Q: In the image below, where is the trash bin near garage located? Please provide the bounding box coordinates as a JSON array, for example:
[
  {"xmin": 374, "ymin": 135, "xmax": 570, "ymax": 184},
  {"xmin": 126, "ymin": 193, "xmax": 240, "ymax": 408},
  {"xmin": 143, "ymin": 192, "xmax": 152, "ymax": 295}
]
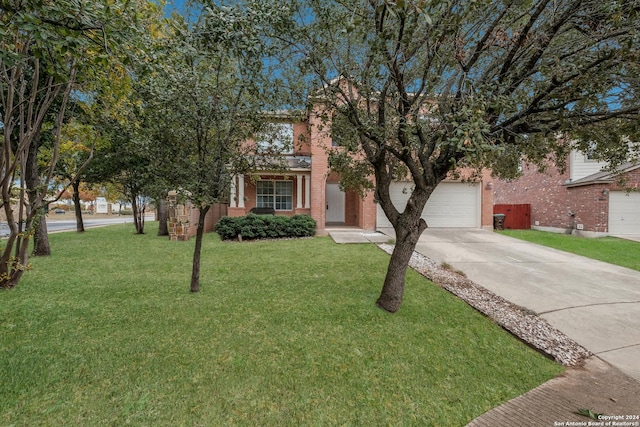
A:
[{"xmin": 493, "ymin": 213, "xmax": 506, "ymax": 230}]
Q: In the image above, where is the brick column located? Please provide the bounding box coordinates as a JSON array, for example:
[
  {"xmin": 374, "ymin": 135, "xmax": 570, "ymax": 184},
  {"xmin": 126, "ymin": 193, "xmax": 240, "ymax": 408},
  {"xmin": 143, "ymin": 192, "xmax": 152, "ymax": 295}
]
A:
[{"xmin": 167, "ymin": 191, "xmax": 191, "ymax": 241}]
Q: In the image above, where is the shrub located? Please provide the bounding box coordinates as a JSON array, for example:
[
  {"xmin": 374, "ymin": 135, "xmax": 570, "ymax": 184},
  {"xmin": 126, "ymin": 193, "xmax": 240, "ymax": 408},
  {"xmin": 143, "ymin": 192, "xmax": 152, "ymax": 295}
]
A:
[{"xmin": 216, "ymin": 214, "xmax": 316, "ymax": 241}]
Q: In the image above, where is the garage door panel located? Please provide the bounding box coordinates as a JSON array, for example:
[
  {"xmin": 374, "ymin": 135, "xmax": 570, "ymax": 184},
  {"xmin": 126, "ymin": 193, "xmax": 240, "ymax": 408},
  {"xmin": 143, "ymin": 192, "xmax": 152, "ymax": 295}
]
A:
[
  {"xmin": 376, "ymin": 182, "xmax": 480, "ymax": 228},
  {"xmin": 609, "ymin": 192, "xmax": 640, "ymax": 235}
]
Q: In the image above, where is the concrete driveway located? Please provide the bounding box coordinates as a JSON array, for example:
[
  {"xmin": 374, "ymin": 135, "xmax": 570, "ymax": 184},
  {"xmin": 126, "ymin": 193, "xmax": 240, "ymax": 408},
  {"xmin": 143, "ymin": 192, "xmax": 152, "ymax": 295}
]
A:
[{"xmin": 384, "ymin": 228, "xmax": 640, "ymax": 381}]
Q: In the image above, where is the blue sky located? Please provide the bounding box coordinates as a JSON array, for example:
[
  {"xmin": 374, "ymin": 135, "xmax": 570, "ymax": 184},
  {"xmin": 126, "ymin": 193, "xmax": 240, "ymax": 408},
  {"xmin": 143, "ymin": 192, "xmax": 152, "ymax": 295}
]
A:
[{"xmin": 161, "ymin": 0, "xmax": 190, "ymax": 17}]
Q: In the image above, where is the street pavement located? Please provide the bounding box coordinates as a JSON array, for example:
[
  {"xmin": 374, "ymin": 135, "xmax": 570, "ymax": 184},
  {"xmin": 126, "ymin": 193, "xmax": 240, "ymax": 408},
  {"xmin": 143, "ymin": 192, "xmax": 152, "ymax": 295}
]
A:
[
  {"xmin": 0, "ymin": 215, "xmax": 140, "ymax": 236},
  {"xmin": 45, "ymin": 215, "xmax": 138, "ymax": 233}
]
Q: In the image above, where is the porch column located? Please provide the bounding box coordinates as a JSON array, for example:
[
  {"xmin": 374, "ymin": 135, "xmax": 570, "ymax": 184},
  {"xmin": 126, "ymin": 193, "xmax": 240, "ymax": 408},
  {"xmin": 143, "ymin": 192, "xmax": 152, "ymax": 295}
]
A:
[
  {"xmin": 238, "ymin": 174, "xmax": 245, "ymax": 208},
  {"xmin": 304, "ymin": 174, "xmax": 311, "ymax": 209},
  {"xmin": 230, "ymin": 175, "xmax": 237, "ymax": 208},
  {"xmin": 296, "ymin": 174, "xmax": 303, "ymax": 209}
]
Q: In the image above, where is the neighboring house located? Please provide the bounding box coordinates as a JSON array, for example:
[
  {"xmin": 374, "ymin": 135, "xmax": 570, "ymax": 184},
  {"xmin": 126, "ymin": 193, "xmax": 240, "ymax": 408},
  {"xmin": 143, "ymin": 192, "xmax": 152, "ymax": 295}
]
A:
[
  {"xmin": 226, "ymin": 104, "xmax": 495, "ymax": 234},
  {"xmin": 494, "ymin": 150, "xmax": 640, "ymax": 236}
]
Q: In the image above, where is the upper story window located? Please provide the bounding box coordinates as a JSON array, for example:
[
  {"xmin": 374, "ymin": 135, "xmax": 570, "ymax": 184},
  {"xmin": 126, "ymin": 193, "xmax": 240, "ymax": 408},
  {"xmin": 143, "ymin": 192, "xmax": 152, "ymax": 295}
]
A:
[{"xmin": 257, "ymin": 123, "xmax": 293, "ymax": 155}]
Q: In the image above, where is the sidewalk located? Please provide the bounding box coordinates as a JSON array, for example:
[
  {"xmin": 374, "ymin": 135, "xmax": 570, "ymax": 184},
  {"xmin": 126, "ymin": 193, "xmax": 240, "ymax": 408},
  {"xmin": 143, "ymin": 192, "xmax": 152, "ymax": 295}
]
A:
[
  {"xmin": 467, "ymin": 357, "xmax": 640, "ymax": 426},
  {"xmin": 326, "ymin": 227, "xmax": 390, "ymax": 244}
]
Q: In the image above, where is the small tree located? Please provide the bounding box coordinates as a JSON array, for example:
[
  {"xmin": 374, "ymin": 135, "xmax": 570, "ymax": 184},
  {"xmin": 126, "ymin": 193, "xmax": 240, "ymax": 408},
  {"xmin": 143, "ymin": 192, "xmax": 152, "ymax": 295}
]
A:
[
  {"xmin": 91, "ymin": 115, "xmax": 153, "ymax": 234},
  {"xmin": 142, "ymin": 2, "xmax": 289, "ymax": 292},
  {"xmin": 52, "ymin": 1, "xmax": 166, "ymax": 236},
  {"xmin": 284, "ymin": 0, "xmax": 640, "ymax": 312}
]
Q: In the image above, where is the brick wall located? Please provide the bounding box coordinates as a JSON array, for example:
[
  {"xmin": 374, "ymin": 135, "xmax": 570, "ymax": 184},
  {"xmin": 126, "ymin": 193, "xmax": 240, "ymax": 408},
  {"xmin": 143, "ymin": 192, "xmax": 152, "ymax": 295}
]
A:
[
  {"xmin": 610, "ymin": 167, "xmax": 640, "ymax": 191},
  {"xmin": 228, "ymin": 174, "xmax": 311, "ymax": 218},
  {"xmin": 293, "ymin": 121, "xmax": 311, "ymax": 154},
  {"xmin": 493, "ymin": 162, "xmax": 610, "ymax": 232},
  {"xmin": 308, "ymin": 105, "xmax": 383, "ymax": 233},
  {"xmin": 359, "ymin": 190, "xmax": 377, "ymax": 230},
  {"xmin": 480, "ymin": 169, "xmax": 494, "ymax": 229},
  {"xmin": 203, "ymin": 203, "xmax": 228, "ymax": 232}
]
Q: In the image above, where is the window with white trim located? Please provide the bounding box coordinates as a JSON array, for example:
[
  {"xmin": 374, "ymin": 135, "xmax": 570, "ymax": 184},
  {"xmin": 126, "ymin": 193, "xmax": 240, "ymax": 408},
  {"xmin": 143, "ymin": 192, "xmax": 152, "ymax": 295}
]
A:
[{"xmin": 256, "ymin": 180, "xmax": 293, "ymax": 210}]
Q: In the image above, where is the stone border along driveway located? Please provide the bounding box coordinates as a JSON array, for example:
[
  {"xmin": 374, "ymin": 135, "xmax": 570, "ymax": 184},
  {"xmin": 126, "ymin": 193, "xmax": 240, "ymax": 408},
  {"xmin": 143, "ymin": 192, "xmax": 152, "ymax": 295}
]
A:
[{"xmin": 377, "ymin": 244, "xmax": 592, "ymax": 366}]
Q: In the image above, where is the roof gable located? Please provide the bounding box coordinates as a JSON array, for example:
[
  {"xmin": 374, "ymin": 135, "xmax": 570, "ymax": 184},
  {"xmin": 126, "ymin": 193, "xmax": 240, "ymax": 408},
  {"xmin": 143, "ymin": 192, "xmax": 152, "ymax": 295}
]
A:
[{"xmin": 565, "ymin": 161, "xmax": 640, "ymax": 187}]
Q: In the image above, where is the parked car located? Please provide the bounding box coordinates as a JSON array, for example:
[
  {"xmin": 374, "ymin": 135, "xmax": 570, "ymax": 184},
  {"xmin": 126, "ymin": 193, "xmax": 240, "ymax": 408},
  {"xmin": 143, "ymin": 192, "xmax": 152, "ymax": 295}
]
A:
[{"xmin": 54, "ymin": 208, "xmax": 65, "ymax": 214}]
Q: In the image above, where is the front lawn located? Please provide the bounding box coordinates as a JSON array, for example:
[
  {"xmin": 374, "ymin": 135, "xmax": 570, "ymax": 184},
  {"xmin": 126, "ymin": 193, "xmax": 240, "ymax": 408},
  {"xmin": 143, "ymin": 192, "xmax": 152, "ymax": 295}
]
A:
[
  {"xmin": 500, "ymin": 229, "xmax": 640, "ymax": 272},
  {"xmin": 1, "ymin": 223, "xmax": 562, "ymax": 426}
]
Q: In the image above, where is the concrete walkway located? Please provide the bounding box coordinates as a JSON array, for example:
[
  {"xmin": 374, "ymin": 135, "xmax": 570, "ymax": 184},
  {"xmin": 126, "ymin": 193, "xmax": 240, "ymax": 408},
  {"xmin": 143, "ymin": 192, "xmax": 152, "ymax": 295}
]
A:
[
  {"xmin": 327, "ymin": 227, "xmax": 391, "ymax": 244},
  {"xmin": 467, "ymin": 356, "xmax": 640, "ymax": 426}
]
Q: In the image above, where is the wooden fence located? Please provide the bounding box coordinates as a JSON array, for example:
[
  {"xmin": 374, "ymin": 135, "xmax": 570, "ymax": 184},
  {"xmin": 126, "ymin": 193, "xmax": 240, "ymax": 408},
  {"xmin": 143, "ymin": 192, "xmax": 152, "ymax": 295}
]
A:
[{"xmin": 493, "ymin": 204, "xmax": 531, "ymax": 230}]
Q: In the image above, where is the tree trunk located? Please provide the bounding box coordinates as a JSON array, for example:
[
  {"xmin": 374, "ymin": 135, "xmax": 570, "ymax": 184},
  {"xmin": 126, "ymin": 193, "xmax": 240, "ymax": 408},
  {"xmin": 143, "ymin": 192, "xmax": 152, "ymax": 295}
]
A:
[
  {"xmin": 131, "ymin": 197, "xmax": 138, "ymax": 230},
  {"xmin": 25, "ymin": 130, "xmax": 51, "ymax": 256},
  {"xmin": 157, "ymin": 198, "xmax": 169, "ymax": 236},
  {"xmin": 0, "ymin": 232, "xmax": 31, "ymax": 289},
  {"xmin": 190, "ymin": 205, "xmax": 211, "ymax": 293},
  {"xmin": 131, "ymin": 196, "xmax": 145, "ymax": 234},
  {"xmin": 376, "ymin": 213, "xmax": 428, "ymax": 313},
  {"xmin": 32, "ymin": 215, "xmax": 51, "ymax": 256},
  {"xmin": 137, "ymin": 198, "xmax": 146, "ymax": 234},
  {"xmin": 0, "ymin": 191, "xmax": 33, "ymax": 288},
  {"xmin": 72, "ymin": 179, "xmax": 85, "ymax": 233},
  {"xmin": 375, "ymin": 179, "xmax": 432, "ymax": 313}
]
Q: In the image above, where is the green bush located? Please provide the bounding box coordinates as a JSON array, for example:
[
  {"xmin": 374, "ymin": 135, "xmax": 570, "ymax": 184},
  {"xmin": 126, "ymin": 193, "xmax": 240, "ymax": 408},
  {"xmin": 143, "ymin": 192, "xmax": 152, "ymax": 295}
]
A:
[{"xmin": 216, "ymin": 214, "xmax": 316, "ymax": 241}]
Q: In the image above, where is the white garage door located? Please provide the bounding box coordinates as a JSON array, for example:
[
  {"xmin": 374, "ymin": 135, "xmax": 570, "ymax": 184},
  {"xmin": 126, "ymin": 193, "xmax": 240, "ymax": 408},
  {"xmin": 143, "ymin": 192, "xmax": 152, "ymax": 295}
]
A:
[
  {"xmin": 609, "ymin": 191, "xmax": 640, "ymax": 235},
  {"xmin": 376, "ymin": 181, "xmax": 480, "ymax": 228}
]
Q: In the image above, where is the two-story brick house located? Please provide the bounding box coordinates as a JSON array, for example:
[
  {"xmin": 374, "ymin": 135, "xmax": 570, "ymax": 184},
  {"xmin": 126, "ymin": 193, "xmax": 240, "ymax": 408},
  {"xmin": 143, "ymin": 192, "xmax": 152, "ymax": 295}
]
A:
[{"xmin": 225, "ymin": 104, "xmax": 495, "ymax": 234}]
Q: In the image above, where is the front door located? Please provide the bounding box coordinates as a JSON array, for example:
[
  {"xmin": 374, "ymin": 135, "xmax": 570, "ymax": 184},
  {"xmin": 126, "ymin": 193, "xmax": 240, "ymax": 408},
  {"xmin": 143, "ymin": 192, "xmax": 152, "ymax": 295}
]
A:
[{"xmin": 325, "ymin": 183, "xmax": 345, "ymax": 223}]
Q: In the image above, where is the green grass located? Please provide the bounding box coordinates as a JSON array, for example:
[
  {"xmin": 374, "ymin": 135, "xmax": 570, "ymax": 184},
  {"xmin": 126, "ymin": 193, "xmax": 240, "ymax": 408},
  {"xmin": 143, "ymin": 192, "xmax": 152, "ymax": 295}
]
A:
[
  {"xmin": 1, "ymin": 224, "xmax": 562, "ymax": 426},
  {"xmin": 500, "ymin": 229, "xmax": 640, "ymax": 271}
]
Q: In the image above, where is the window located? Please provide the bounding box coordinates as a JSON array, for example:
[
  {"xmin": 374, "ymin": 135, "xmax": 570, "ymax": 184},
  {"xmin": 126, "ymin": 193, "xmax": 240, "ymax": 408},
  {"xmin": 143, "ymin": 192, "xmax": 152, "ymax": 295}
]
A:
[
  {"xmin": 257, "ymin": 123, "xmax": 293, "ymax": 154},
  {"xmin": 256, "ymin": 181, "xmax": 293, "ymax": 210}
]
